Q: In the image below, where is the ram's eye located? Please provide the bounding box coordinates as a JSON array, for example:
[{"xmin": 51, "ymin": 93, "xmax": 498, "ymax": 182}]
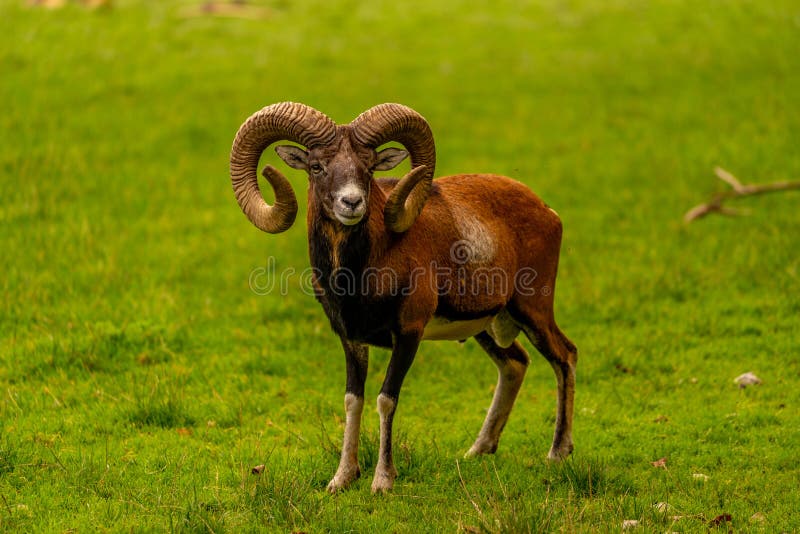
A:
[{"xmin": 310, "ymin": 163, "xmax": 323, "ymax": 174}]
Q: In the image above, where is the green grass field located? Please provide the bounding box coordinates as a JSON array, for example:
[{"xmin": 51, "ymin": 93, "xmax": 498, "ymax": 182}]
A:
[{"xmin": 2, "ymin": 0, "xmax": 799, "ymax": 531}]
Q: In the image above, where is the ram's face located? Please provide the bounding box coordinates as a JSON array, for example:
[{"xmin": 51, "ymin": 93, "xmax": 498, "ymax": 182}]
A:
[{"xmin": 276, "ymin": 131, "xmax": 408, "ymax": 226}]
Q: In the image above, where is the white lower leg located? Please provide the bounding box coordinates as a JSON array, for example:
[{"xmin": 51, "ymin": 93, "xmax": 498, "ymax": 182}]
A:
[
  {"xmin": 467, "ymin": 359, "xmax": 526, "ymax": 457},
  {"xmin": 327, "ymin": 393, "xmax": 364, "ymax": 492},
  {"xmin": 372, "ymin": 393, "xmax": 398, "ymax": 493}
]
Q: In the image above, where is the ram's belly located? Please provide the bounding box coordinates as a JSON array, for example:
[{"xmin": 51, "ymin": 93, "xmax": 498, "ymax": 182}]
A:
[{"xmin": 422, "ymin": 316, "xmax": 493, "ymax": 341}]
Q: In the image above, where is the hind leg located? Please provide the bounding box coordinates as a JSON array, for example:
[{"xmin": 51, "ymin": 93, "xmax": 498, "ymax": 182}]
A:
[
  {"xmin": 545, "ymin": 345, "xmax": 576, "ymax": 461},
  {"xmin": 465, "ymin": 332, "xmax": 530, "ymax": 457},
  {"xmin": 512, "ymin": 308, "xmax": 578, "ymax": 461}
]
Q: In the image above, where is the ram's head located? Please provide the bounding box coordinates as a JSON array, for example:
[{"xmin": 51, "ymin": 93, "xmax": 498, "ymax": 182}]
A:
[{"xmin": 230, "ymin": 103, "xmax": 436, "ymax": 233}]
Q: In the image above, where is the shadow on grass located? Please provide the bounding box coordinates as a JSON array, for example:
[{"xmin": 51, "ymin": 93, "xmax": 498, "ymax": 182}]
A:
[
  {"xmin": 550, "ymin": 455, "xmax": 635, "ymax": 499},
  {"xmin": 0, "ymin": 435, "xmax": 23, "ymax": 476},
  {"xmin": 13, "ymin": 320, "xmax": 186, "ymax": 380},
  {"xmin": 454, "ymin": 455, "xmax": 635, "ymax": 533},
  {"xmin": 126, "ymin": 377, "xmax": 195, "ymax": 428}
]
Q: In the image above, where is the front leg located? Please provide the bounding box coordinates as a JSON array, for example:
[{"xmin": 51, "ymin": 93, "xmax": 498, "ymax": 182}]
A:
[
  {"xmin": 327, "ymin": 338, "xmax": 368, "ymax": 493},
  {"xmin": 372, "ymin": 330, "xmax": 421, "ymax": 493}
]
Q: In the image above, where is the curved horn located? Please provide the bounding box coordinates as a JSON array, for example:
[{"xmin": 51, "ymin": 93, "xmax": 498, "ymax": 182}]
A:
[
  {"xmin": 350, "ymin": 103, "xmax": 435, "ymax": 233},
  {"xmin": 230, "ymin": 102, "xmax": 337, "ymax": 233}
]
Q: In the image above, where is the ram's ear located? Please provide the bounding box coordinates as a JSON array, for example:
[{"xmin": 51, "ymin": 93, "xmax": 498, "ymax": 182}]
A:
[
  {"xmin": 275, "ymin": 145, "xmax": 309, "ymax": 170},
  {"xmin": 373, "ymin": 147, "xmax": 409, "ymax": 171}
]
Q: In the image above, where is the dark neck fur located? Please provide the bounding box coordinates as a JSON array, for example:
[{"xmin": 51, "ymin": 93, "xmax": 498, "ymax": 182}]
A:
[
  {"xmin": 307, "ymin": 184, "xmax": 394, "ymax": 345},
  {"xmin": 307, "ymin": 182, "xmax": 389, "ymax": 278}
]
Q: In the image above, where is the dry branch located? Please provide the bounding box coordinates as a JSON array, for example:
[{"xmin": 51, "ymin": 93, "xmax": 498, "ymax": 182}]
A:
[
  {"xmin": 684, "ymin": 167, "xmax": 800, "ymax": 222},
  {"xmin": 27, "ymin": 0, "xmax": 111, "ymax": 8}
]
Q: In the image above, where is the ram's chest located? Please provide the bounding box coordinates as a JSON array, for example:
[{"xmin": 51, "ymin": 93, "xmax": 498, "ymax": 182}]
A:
[
  {"xmin": 316, "ymin": 290, "xmax": 396, "ymax": 348},
  {"xmin": 309, "ymin": 224, "xmax": 397, "ymax": 347}
]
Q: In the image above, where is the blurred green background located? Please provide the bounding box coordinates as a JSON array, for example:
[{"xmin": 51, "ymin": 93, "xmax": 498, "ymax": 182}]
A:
[{"xmin": 1, "ymin": 0, "xmax": 798, "ymax": 531}]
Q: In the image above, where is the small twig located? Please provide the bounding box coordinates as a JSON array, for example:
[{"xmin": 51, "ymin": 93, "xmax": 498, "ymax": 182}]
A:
[
  {"xmin": 45, "ymin": 446, "xmax": 68, "ymax": 472},
  {"xmin": 455, "ymin": 460, "xmax": 486, "ymax": 523},
  {"xmin": 6, "ymin": 389, "xmax": 22, "ymax": 413},
  {"xmin": 266, "ymin": 419, "xmax": 307, "ymax": 444},
  {"xmin": 1, "ymin": 493, "xmax": 13, "ymax": 516},
  {"xmin": 684, "ymin": 167, "xmax": 800, "ymax": 222},
  {"xmin": 713, "ymin": 166, "xmax": 744, "ymax": 192},
  {"xmin": 43, "ymin": 386, "xmax": 63, "ymax": 408}
]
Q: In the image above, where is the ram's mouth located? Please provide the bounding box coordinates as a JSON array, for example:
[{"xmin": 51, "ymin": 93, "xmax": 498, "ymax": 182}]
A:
[{"xmin": 334, "ymin": 212, "xmax": 364, "ymax": 226}]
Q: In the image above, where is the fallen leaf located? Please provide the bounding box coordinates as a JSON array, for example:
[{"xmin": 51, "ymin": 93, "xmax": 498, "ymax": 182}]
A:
[
  {"xmin": 176, "ymin": 428, "xmax": 192, "ymax": 437},
  {"xmin": 251, "ymin": 464, "xmax": 265, "ymax": 475},
  {"xmin": 692, "ymin": 473, "xmax": 709, "ymax": 481},
  {"xmin": 615, "ymin": 363, "xmax": 633, "ymax": 374},
  {"xmin": 651, "ymin": 457, "xmax": 667, "ymax": 469},
  {"xmin": 750, "ymin": 512, "xmax": 766, "ymax": 522},
  {"xmin": 709, "ymin": 513, "xmax": 732, "ymax": 527},
  {"xmin": 622, "ymin": 519, "xmax": 639, "ymax": 529},
  {"xmin": 653, "ymin": 415, "xmax": 669, "ymax": 423},
  {"xmin": 653, "ymin": 502, "xmax": 670, "ymax": 512},
  {"xmin": 734, "ymin": 372, "xmax": 761, "ymax": 388}
]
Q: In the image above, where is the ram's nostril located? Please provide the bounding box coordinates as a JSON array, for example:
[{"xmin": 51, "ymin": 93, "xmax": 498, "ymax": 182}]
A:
[{"xmin": 341, "ymin": 195, "xmax": 363, "ymax": 210}]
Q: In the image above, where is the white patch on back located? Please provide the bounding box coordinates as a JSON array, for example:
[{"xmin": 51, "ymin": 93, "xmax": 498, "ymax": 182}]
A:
[{"xmin": 451, "ymin": 206, "xmax": 496, "ymax": 264}]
